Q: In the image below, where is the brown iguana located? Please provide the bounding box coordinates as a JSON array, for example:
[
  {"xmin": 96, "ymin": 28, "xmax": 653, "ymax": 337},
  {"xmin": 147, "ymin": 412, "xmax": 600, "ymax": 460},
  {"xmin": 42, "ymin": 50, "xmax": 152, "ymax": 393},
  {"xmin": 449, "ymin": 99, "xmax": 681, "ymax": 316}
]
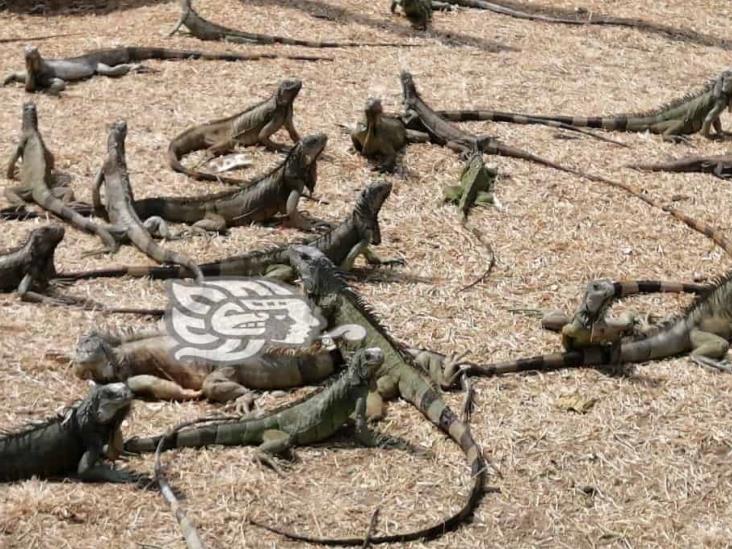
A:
[
  {"xmin": 629, "ymin": 153, "xmax": 732, "ymax": 180},
  {"xmin": 171, "ymin": 0, "xmax": 420, "ymax": 48},
  {"xmin": 349, "ymin": 97, "xmax": 410, "ymax": 172},
  {"xmin": 436, "ymin": 70, "xmax": 732, "ymax": 142},
  {"xmin": 58, "ymin": 180, "xmax": 400, "ymax": 282},
  {"xmin": 127, "ymin": 133, "xmax": 328, "ymax": 233},
  {"xmin": 391, "ymin": 0, "xmax": 433, "ymax": 30},
  {"xmin": 73, "ymin": 329, "xmax": 342, "ymax": 412},
  {"xmin": 168, "ymin": 79, "xmax": 302, "ymax": 185},
  {"xmin": 91, "ymin": 120, "xmax": 203, "ymax": 281},
  {"xmin": 245, "ymin": 245, "xmax": 487, "ymax": 545},
  {"xmin": 0, "ymin": 382, "xmax": 152, "ymax": 486},
  {"xmin": 2, "ymin": 45, "xmax": 330, "ymax": 95},
  {"xmin": 5, "ymin": 102, "xmax": 118, "ymax": 252}
]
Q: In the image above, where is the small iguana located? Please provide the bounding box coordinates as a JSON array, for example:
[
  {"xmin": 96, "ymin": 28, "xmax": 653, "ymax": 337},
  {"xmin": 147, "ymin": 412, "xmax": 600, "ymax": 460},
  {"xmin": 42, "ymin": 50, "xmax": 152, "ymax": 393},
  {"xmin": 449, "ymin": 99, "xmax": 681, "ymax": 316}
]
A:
[
  {"xmin": 460, "ymin": 270, "xmax": 732, "ymax": 379},
  {"xmin": 92, "ymin": 120, "xmax": 203, "ymax": 281},
  {"xmin": 6, "ymin": 102, "xmax": 117, "ymax": 252},
  {"xmin": 443, "ymin": 153, "xmax": 496, "ymax": 219},
  {"xmin": 124, "ymin": 347, "xmax": 385, "ymax": 472},
  {"xmin": 58, "ymin": 180, "xmax": 401, "ymax": 281},
  {"xmin": 2, "ymin": 45, "xmax": 329, "ymax": 95},
  {"xmin": 442, "ymin": 70, "xmax": 732, "ymax": 141},
  {"xmin": 629, "ymin": 153, "xmax": 732, "ymax": 180},
  {"xmin": 171, "ymin": 0, "xmax": 420, "ymax": 48},
  {"xmin": 132, "ymin": 133, "xmax": 328, "ymax": 233},
  {"xmin": 391, "ymin": 0, "xmax": 433, "ymax": 30},
  {"xmin": 248, "ymin": 245, "xmax": 487, "ymax": 545},
  {"xmin": 168, "ymin": 79, "xmax": 302, "ymax": 184},
  {"xmin": 0, "ymin": 382, "xmax": 151, "ymax": 485},
  {"xmin": 74, "ymin": 329, "xmax": 342, "ymax": 412},
  {"xmin": 349, "ymin": 97, "xmax": 409, "ymax": 172}
]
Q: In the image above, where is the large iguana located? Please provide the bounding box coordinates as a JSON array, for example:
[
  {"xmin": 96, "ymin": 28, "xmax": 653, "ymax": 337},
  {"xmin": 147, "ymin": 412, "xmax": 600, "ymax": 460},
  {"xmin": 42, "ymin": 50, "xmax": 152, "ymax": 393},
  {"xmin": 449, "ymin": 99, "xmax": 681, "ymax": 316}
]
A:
[
  {"xmin": 127, "ymin": 133, "xmax": 328, "ymax": 233},
  {"xmin": 245, "ymin": 245, "xmax": 487, "ymax": 545},
  {"xmin": 349, "ymin": 98, "xmax": 409, "ymax": 172},
  {"xmin": 170, "ymin": 0, "xmax": 420, "ymax": 48},
  {"xmin": 0, "ymin": 382, "xmax": 151, "ymax": 485},
  {"xmin": 168, "ymin": 79, "xmax": 302, "ymax": 185},
  {"xmin": 5, "ymin": 102, "xmax": 117, "ymax": 252},
  {"xmin": 629, "ymin": 153, "xmax": 732, "ymax": 180},
  {"xmin": 391, "ymin": 0, "xmax": 433, "ymax": 30},
  {"xmin": 2, "ymin": 45, "xmax": 329, "ymax": 95},
  {"xmin": 58, "ymin": 180, "xmax": 400, "ymax": 281},
  {"xmin": 73, "ymin": 329, "xmax": 342, "ymax": 412},
  {"xmin": 437, "ymin": 70, "xmax": 732, "ymax": 141},
  {"xmin": 92, "ymin": 120, "xmax": 203, "ymax": 281}
]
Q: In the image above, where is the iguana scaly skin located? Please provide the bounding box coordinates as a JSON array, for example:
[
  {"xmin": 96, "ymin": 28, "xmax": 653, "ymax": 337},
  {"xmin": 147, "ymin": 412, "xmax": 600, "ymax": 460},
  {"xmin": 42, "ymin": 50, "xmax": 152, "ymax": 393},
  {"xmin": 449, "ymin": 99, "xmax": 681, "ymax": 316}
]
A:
[
  {"xmin": 93, "ymin": 121, "xmax": 203, "ymax": 281},
  {"xmin": 446, "ymin": 70, "xmax": 732, "ymax": 141},
  {"xmin": 0, "ymin": 224, "xmax": 63, "ymax": 302},
  {"xmin": 444, "ymin": 153, "xmax": 496, "ymax": 219},
  {"xmin": 2, "ymin": 45, "xmax": 329, "ymax": 95},
  {"xmin": 391, "ymin": 0, "xmax": 433, "ymax": 30},
  {"xmin": 5, "ymin": 102, "xmax": 117, "ymax": 252},
  {"xmin": 74, "ymin": 329, "xmax": 341, "ymax": 410},
  {"xmin": 350, "ymin": 98, "xmax": 408, "ymax": 172},
  {"xmin": 133, "ymin": 133, "xmax": 328, "ymax": 233},
  {"xmin": 58, "ymin": 180, "xmax": 400, "ymax": 281},
  {"xmin": 629, "ymin": 153, "xmax": 732, "ymax": 180},
  {"xmin": 257, "ymin": 245, "xmax": 487, "ymax": 545},
  {"xmin": 171, "ymin": 0, "xmax": 419, "ymax": 48},
  {"xmin": 464, "ymin": 271, "xmax": 732, "ymax": 378},
  {"xmin": 124, "ymin": 347, "xmax": 385, "ymax": 464},
  {"xmin": 168, "ymin": 79, "xmax": 303, "ymax": 184},
  {"xmin": 0, "ymin": 383, "xmax": 150, "ymax": 485}
]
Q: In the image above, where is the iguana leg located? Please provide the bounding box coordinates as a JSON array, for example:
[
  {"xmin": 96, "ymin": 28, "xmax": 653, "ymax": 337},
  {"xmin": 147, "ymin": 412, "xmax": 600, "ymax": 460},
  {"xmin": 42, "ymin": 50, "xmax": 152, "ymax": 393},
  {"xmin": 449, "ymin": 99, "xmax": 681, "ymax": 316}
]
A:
[
  {"xmin": 660, "ymin": 120, "xmax": 690, "ymax": 143},
  {"xmin": 263, "ymin": 263, "xmax": 295, "ymax": 281},
  {"xmin": 44, "ymin": 78, "xmax": 66, "ymax": 95},
  {"xmin": 255, "ymin": 430, "xmax": 293, "ymax": 476},
  {"xmin": 143, "ymin": 216, "xmax": 171, "ymax": 239},
  {"xmin": 6, "ymin": 139, "xmax": 25, "ymax": 180},
  {"xmin": 95, "ymin": 63, "xmax": 136, "ymax": 77},
  {"xmin": 362, "ymin": 247, "xmax": 405, "ymax": 267},
  {"xmin": 193, "ymin": 213, "xmax": 227, "ymax": 233},
  {"xmin": 689, "ymin": 328, "xmax": 729, "ymax": 359},
  {"xmin": 353, "ymin": 395, "xmax": 380, "ymax": 447},
  {"xmin": 367, "ymin": 374, "xmax": 399, "ymax": 420},
  {"xmin": 340, "ymin": 240, "xmax": 369, "ymax": 271},
  {"xmin": 91, "ymin": 168, "xmax": 105, "ymax": 215},
  {"xmin": 126, "ymin": 374, "xmax": 202, "ymax": 401},
  {"xmin": 282, "ymin": 190, "xmax": 316, "ymax": 231},
  {"xmin": 202, "ymin": 367, "xmax": 251, "ymax": 403},
  {"xmin": 405, "ymin": 129, "xmax": 430, "ymax": 143},
  {"xmin": 77, "ymin": 449, "xmax": 151, "ymax": 486},
  {"xmin": 701, "ymin": 101, "xmax": 727, "ymax": 138},
  {"xmin": 2, "ymin": 72, "xmax": 26, "ymax": 87},
  {"xmin": 541, "ymin": 310, "xmax": 570, "ymax": 332},
  {"xmin": 4, "ymin": 185, "xmax": 33, "ymax": 206},
  {"xmin": 258, "ymin": 118, "xmax": 291, "ymax": 152},
  {"xmin": 51, "ymin": 185, "xmax": 75, "ymax": 204},
  {"xmin": 284, "ymin": 109, "xmax": 300, "ymax": 143}
]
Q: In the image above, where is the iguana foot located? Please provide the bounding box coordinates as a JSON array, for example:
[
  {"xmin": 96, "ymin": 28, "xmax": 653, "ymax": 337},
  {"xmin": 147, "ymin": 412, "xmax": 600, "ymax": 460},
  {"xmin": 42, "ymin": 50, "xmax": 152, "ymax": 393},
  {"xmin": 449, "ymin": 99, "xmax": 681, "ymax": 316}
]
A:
[
  {"xmin": 253, "ymin": 452, "xmax": 290, "ymax": 477},
  {"xmin": 233, "ymin": 393, "xmax": 258, "ymax": 416},
  {"xmin": 690, "ymin": 355, "xmax": 732, "ymax": 373},
  {"xmin": 130, "ymin": 63, "xmax": 156, "ymax": 74}
]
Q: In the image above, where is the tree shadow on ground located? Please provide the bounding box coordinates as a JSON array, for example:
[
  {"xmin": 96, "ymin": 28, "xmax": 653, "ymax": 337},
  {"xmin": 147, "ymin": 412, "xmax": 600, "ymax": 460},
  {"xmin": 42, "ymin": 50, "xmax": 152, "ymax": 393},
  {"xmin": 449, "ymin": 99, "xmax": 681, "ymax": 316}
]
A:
[{"xmin": 2, "ymin": 0, "xmax": 174, "ymax": 16}]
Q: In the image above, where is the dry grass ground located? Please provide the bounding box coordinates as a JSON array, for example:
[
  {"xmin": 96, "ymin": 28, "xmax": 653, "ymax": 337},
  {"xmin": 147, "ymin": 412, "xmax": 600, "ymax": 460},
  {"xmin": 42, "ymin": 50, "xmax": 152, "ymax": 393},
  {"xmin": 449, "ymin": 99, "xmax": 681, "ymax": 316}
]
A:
[{"xmin": 1, "ymin": 0, "xmax": 732, "ymax": 547}]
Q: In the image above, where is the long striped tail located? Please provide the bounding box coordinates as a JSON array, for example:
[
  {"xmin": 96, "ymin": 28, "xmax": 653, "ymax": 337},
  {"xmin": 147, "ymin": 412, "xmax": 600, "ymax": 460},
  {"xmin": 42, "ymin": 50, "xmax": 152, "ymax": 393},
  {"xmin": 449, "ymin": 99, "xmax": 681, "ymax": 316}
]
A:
[
  {"xmin": 37, "ymin": 194, "xmax": 117, "ymax": 251},
  {"xmin": 466, "ymin": 346, "xmax": 617, "ymax": 378},
  {"xmin": 127, "ymin": 227, "xmax": 203, "ymax": 282},
  {"xmin": 125, "ymin": 46, "xmax": 332, "ymax": 63},
  {"xmin": 612, "ymin": 279, "xmax": 708, "ymax": 298}
]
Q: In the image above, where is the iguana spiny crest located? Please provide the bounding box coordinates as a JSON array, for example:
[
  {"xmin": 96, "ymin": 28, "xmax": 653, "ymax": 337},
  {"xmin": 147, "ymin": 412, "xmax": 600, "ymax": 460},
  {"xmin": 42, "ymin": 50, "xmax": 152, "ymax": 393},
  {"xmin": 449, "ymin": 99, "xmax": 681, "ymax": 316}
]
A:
[
  {"xmin": 284, "ymin": 132, "xmax": 327, "ymax": 194},
  {"xmin": 353, "ymin": 180, "xmax": 392, "ymax": 245}
]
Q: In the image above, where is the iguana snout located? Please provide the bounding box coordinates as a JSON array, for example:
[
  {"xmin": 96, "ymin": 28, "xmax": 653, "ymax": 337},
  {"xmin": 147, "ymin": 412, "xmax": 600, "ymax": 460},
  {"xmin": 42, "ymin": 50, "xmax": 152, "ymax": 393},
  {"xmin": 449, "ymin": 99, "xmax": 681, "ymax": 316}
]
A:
[
  {"xmin": 73, "ymin": 332, "xmax": 117, "ymax": 382},
  {"xmin": 352, "ymin": 347, "xmax": 385, "ymax": 379},
  {"xmin": 276, "ymin": 78, "xmax": 302, "ymax": 104},
  {"xmin": 21, "ymin": 101, "xmax": 39, "ymax": 129},
  {"xmin": 92, "ymin": 382, "xmax": 133, "ymax": 424}
]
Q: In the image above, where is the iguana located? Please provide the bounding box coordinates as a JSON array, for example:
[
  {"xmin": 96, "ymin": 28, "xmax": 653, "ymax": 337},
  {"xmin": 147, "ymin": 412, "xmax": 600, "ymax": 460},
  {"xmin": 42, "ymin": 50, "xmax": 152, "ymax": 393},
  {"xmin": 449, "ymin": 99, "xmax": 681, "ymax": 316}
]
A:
[
  {"xmin": 126, "ymin": 133, "xmax": 328, "ymax": 233},
  {"xmin": 349, "ymin": 98, "xmax": 409, "ymax": 172},
  {"xmin": 246, "ymin": 245, "xmax": 487, "ymax": 545},
  {"xmin": 170, "ymin": 0, "xmax": 420, "ymax": 48},
  {"xmin": 391, "ymin": 0, "xmax": 433, "ymax": 30},
  {"xmin": 629, "ymin": 153, "xmax": 732, "ymax": 180},
  {"xmin": 5, "ymin": 102, "xmax": 117, "ymax": 252},
  {"xmin": 58, "ymin": 180, "xmax": 400, "ymax": 282},
  {"xmin": 459, "ymin": 270, "xmax": 732, "ymax": 380},
  {"xmin": 2, "ymin": 45, "xmax": 330, "ymax": 95},
  {"xmin": 437, "ymin": 70, "xmax": 732, "ymax": 142},
  {"xmin": 73, "ymin": 329, "xmax": 342, "ymax": 412},
  {"xmin": 92, "ymin": 120, "xmax": 203, "ymax": 281},
  {"xmin": 124, "ymin": 347, "xmax": 385, "ymax": 473},
  {"xmin": 168, "ymin": 79, "xmax": 302, "ymax": 184},
  {"xmin": 443, "ymin": 153, "xmax": 496, "ymax": 219},
  {"xmin": 0, "ymin": 382, "xmax": 151, "ymax": 485},
  {"xmin": 401, "ymin": 71, "xmax": 732, "ymax": 259}
]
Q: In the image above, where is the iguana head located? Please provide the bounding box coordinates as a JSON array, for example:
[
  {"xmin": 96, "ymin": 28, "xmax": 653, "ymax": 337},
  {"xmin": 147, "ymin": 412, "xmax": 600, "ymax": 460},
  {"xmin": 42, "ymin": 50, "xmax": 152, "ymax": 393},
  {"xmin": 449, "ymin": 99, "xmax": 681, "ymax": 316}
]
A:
[
  {"xmin": 348, "ymin": 347, "xmax": 385, "ymax": 383},
  {"xmin": 288, "ymin": 244, "xmax": 345, "ymax": 296},
  {"xmin": 364, "ymin": 97, "xmax": 384, "ymax": 124},
  {"xmin": 23, "ymin": 45, "xmax": 42, "ymax": 72},
  {"xmin": 88, "ymin": 382, "xmax": 133, "ymax": 425},
  {"xmin": 29, "ymin": 224, "xmax": 64, "ymax": 262},
  {"xmin": 286, "ymin": 133, "xmax": 328, "ymax": 193},
  {"xmin": 21, "ymin": 101, "xmax": 39, "ymax": 131},
  {"xmin": 575, "ymin": 279, "xmax": 617, "ymax": 328},
  {"xmin": 718, "ymin": 70, "xmax": 732, "ymax": 110},
  {"xmin": 73, "ymin": 332, "xmax": 120, "ymax": 383},
  {"xmin": 353, "ymin": 180, "xmax": 392, "ymax": 245},
  {"xmin": 276, "ymin": 79, "xmax": 303, "ymax": 106},
  {"xmin": 107, "ymin": 120, "xmax": 128, "ymax": 157},
  {"xmin": 400, "ymin": 71, "xmax": 416, "ymax": 103}
]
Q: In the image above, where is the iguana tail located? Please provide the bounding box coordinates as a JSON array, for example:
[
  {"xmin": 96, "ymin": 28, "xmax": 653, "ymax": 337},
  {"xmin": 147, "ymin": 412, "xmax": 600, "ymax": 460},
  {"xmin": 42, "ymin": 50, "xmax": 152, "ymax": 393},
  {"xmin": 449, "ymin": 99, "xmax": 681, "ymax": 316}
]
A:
[
  {"xmin": 629, "ymin": 156, "xmax": 717, "ymax": 174},
  {"xmin": 57, "ymin": 263, "xmax": 188, "ymax": 281},
  {"xmin": 123, "ymin": 47, "xmax": 331, "ymax": 63},
  {"xmin": 126, "ymin": 226, "xmax": 203, "ymax": 282},
  {"xmin": 36, "ymin": 192, "xmax": 117, "ymax": 251},
  {"xmin": 167, "ymin": 141, "xmax": 258, "ymax": 187},
  {"xmin": 252, "ymin": 365, "xmax": 487, "ymax": 545},
  {"xmin": 612, "ymin": 279, "xmax": 708, "ymax": 298}
]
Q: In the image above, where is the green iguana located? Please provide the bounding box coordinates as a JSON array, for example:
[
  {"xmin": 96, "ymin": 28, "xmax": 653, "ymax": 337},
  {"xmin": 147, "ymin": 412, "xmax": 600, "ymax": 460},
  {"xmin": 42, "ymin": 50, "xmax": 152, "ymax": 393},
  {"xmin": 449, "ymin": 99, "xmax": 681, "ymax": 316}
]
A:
[
  {"xmin": 0, "ymin": 382, "xmax": 151, "ymax": 486},
  {"xmin": 391, "ymin": 0, "xmax": 433, "ymax": 30},
  {"xmin": 629, "ymin": 153, "xmax": 732, "ymax": 180},
  {"xmin": 349, "ymin": 98, "xmax": 409, "ymax": 172},
  {"xmin": 58, "ymin": 180, "xmax": 400, "ymax": 282},
  {"xmin": 128, "ymin": 133, "xmax": 328, "ymax": 233},
  {"xmin": 124, "ymin": 347, "xmax": 385, "ymax": 472},
  {"xmin": 6, "ymin": 102, "xmax": 118, "ymax": 252},
  {"xmin": 460, "ymin": 270, "xmax": 732, "ymax": 379},
  {"xmin": 444, "ymin": 153, "xmax": 496, "ymax": 219},
  {"xmin": 171, "ymin": 0, "xmax": 420, "ymax": 48},
  {"xmin": 438, "ymin": 70, "xmax": 732, "ymax": 141},
  {"xmin": 168, "ymin": 79, "xmax": 303, "ymax": 185},
  {"xmin": 92, "ymin": 120, "xmax": 203, "ymax": 281},
  {"xmin": 73, "ymin": 329, "xmax": 342, "ymax": 412},
  {"xmin": 247, "ymin": 245, "xmax": 487, "ymax": 545},
  {"xmin": 2, "ymin": 45, "xmax": 329, "ymax": 95}
]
